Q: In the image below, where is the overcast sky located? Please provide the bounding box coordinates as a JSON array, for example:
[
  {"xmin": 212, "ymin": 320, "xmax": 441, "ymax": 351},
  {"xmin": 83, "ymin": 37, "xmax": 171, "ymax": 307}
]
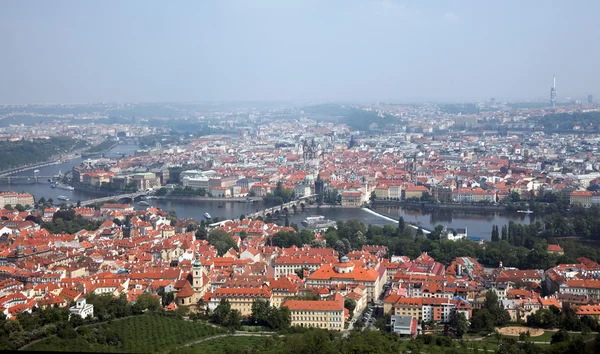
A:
[{"xmin": 1, "ymin": 0, "xmax": 598, "ymax": 104}]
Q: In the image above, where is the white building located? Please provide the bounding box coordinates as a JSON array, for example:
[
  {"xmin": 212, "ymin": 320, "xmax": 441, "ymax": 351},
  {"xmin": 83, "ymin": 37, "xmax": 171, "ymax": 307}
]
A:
[
  {"xmin": 445, "ymin": 227, "xmax": 467, "ymax": 241},
  {"xmin": 294, "ymin": 183, "xmax": 312, "ymax": 198},
  {"xmin": 182, "ymin": 176, "xmax": 210, "ymax": 189},
  {"xmin": 389, "ymin": 185, "xmax": 402, "ymax": 200},
  {"xmin": 70, "ymin": 298, "xmax": 94, "ymax": 319}
]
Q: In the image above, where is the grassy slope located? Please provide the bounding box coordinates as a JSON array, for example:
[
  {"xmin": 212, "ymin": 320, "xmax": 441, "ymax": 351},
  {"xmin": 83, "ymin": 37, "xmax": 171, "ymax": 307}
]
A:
[{"xmin": 26, "ymin": 313, "xmax": 225, "ymax": 353}]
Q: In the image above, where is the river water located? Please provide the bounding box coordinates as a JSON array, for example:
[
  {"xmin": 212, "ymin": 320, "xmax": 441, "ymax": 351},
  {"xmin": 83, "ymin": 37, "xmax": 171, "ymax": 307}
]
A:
[{"xmin": 0, "ymin": 144, "xmax": 534, "ymax": 240}]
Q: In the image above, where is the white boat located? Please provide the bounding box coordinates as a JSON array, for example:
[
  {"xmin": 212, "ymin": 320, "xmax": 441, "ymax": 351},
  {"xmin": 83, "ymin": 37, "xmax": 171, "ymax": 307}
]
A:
[
  {"xmin": 517, "ymin": 209, "xmax": 534, "ymax": 214},
  {"xmin": 138, "ymin": 201, "xmax": 150, "ymax": 206},
  {"xmin": 204, "ymin": 212, "xmax": 212, "ymax": 219},
  {"xmin": 302, "ymin": 215, "xmax": 325, "ymax": 225},
  {"xmin": 33, "ymin": 169, "xmax": 40, "ymax": 173},
  {"xmin": 57, "ymin": 195, "xmax": 69, "ymax": 201}
]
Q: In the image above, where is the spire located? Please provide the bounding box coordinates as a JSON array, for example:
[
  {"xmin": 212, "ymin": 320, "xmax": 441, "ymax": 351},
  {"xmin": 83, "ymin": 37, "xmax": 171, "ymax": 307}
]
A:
[{"xmin": 193, "ymin": 252, "xmax": 201, "ymax": 268}]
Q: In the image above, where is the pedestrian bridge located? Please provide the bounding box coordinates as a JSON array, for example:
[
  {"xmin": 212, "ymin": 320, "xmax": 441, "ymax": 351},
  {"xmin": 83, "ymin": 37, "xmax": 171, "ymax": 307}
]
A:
[{"xmin": 246, "ymin": 194, "xmax": 318, "ymax": 219}]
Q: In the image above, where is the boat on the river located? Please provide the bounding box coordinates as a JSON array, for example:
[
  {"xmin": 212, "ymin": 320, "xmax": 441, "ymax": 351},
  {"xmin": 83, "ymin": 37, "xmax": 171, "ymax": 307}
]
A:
[
  {"xmin": 204, "ymin": 212, "xmax": 212, "ymax": 219},
  {"xmin": 50, "ymin": 183, "xmax": 56, "ymax": 188},
  {"xmin": 517, "ymin": 209, "xmax": 534, "ymax": 214},
  {"xmin": 33, "ymin": 169, "xmax": 40, "ymax": 173},
  {"xmin": 57, "ymin": 195, "xmax": 69, "ymax": 201},
  {"xmin": 138, "ymin": 201, "xmax": 150, "ymax": 206}
]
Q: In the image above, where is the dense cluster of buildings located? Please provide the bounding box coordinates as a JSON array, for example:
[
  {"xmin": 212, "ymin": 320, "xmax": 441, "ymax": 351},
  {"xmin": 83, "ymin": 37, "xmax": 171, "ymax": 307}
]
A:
[
  {"xmin": 54, "ymin": 102, "xmax": 600, "ymax": 214},
  {"xmin": 0, "ymin": 199, "xmax": 597, "ymax": 333},
  {"xmin": 1, "ymin": 102, "xmax": 600, "ymax": 334}
]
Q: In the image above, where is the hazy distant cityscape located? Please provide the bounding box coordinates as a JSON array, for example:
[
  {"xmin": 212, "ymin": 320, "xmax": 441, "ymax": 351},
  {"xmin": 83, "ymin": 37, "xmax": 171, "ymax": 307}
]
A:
[{"xmin": 1, "ymin": 1, "xmax": 600, "ymax": 353}]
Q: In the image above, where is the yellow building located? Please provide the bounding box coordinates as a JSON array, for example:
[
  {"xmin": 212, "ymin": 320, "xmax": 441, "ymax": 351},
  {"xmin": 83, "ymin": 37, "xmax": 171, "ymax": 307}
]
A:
[
  {"xmin": 341, "ymin": 191, "xmax": 363, "ymax": 207},
  {"xmin": 392, "ymin": 297, "xmax": 423, "ymax": 321},
  {"xmin": 374, "ymin": 185, "xmax": 389, "ymax": 199},
  {"xmin": 269, "ymin": 277, "xmax": 299, "ymax": 308},
  {"xmin": 404, "ymin": 186, "xmax": 429, "ymax": 200},
  {"xmin": 207, "ymin": 285, "xmax": 272, "ymax": 316},
  {"xmin": 282, "ymin": 293, "xmax": 345, "ymax": 330}
]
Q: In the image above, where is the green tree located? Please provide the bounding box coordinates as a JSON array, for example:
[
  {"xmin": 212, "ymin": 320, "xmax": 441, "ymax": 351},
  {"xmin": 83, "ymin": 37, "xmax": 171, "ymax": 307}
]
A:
[
  {"xmin": 132, "ymin": 292, "xmax": 162, "ymax": 313},
  {"xmin": 344, "ymin": 298, "xmax": 357, "ymax": 314},
  {"xmin": 551, "ymin": 329, "xmax": 570, "ymax": 344},
  {"xmin": 224, "ymin": 309, "xmax": 241, "ymax": 330},
  {"xmin": 69, "ymin": 314, "xmax": 84, "ymax": 327},
  {"xmin": 398, "ymin": 216, "xmax": 405, "ymax": 233},
  {"xmin": 450, "ymin": 312, "xmax": 469, "ymax": 338},
  {"xmin": 212, "ymin": 298, "xmax": 231, "ymax": 325},
  {"xmin": 268, "ymin": 306, "xmax": 291, "ymax": 330},
  {"xmin": 195, "ymin": 227, "xmax": 207, "ymax": 240},
  {"xmin": 207, "ymin": 229, "xmax": 238, "ymax": 256},
  {"xmin": 250, "ymin": 299, "xmax": 271, "ymax": 326}
]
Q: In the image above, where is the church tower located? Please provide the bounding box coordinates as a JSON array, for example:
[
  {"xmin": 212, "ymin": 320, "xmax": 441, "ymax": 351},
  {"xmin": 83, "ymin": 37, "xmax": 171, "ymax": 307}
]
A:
[{"xmin": 192, "ymin": 253, "xmax": 204, "ymax": 293}]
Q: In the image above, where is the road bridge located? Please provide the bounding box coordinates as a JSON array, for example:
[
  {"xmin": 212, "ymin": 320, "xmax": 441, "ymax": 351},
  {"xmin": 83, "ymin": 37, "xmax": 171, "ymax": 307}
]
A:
[
  {"xmin": 79, "ymin": 192, "xmax": 147, "ymax": 206},
  {"xmin": 0, "ymin": 175, "xmax": 57, "ymax": 184},
  {"xmin": 0, "ymin": 160, "xmax": 61, "ymax": 177}
]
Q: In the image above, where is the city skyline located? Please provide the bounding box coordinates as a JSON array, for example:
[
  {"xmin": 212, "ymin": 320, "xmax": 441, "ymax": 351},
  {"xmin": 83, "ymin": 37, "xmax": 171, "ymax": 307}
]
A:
[{"xmin": 1, "ymin": 0, "xmax": 599, "ymax": 104}]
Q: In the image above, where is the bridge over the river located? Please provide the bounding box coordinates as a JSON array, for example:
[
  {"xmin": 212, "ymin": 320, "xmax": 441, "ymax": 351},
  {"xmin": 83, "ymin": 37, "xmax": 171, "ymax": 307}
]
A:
[
  {"xmin": 246, "ymin": 194, "xmax": 318, "ymax": 219},
  {"xmin": 79, "ymin": 192, "xmax": 147, "ymax": 206}
]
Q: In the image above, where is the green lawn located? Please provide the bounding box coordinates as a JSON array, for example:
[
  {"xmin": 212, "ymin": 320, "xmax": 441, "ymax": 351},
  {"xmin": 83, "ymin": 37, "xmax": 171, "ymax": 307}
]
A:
[
  {"xmin": 179, "ymin": 335, "xmax": 283, "ymax": 354},
  {"xmin": 479, "ymin": 330, "xmax": 555, "ymax": 345},
  {"xmin": 25, "ymin": 313, "xmax": 225, "ymax": 353}
]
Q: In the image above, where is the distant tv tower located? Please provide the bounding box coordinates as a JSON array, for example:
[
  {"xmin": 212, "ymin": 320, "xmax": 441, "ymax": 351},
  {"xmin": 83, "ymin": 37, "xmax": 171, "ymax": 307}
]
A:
[{"xmin": 550, "ymin": 75, "xmax": 556, "ymax": 110}]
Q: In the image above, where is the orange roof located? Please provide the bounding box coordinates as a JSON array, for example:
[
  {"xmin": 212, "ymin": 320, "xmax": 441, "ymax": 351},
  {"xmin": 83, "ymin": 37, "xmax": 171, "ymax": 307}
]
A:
[
  {"xmin": 576, "ymin": 305, "xmax": 600, "ymax": 315},
  {"xmin": 176, "ymin": 282, "xmax": 194, "ymax": 298},
  {"xmin": 307, "ymin": 264, "xmax": 379, "ymax": 282},
  {"xmin": 283, "ymin": 293, "xmax": 343, "ymax": 311},
  {"xmin": 570, "ymin": 191, "xmax": 592, "ymax": 197},
  {"xmin": 547, "ymin": 244, "xmax": 564, "ymax": 252}
]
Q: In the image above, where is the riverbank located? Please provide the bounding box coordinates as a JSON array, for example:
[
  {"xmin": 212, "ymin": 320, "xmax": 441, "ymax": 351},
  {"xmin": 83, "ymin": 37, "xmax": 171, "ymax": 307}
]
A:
[{"xmin": 372, "ymin": 200, "xmax": 508, "ymax": 211}]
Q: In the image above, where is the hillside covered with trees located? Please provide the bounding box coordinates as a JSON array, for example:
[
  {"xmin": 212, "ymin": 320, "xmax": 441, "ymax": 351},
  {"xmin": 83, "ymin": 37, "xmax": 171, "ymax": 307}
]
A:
[{"xmin": 0, "ymin": 137, "xmax": 86, "ymax": 170}]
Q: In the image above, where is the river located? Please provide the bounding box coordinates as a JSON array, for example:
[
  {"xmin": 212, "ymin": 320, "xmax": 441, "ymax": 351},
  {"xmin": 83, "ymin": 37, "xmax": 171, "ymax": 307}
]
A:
[{"xmin": 0, "ymin": 144, "xmax": 534, "ymax": 241}]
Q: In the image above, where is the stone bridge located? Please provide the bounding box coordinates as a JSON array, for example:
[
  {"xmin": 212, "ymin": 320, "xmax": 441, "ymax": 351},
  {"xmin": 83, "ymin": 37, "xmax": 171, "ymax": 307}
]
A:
[
  {"xmin": 79, "ymin": 192, "xmax": 147, "ymax": 206},
  {"xmin": 247, "ymin": 194, "xmax": 317, "ymax": 219}
]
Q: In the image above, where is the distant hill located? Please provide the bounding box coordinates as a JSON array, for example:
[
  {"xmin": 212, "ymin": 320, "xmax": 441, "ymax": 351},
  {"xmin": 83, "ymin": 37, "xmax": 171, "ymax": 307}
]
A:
[
  {"xmin": 539, "ymin": 111, "xmax": 600, "ymax": 131},
  {"xmin": 0, "ymin": 137, "xmax": 85, "ymax": 170}
]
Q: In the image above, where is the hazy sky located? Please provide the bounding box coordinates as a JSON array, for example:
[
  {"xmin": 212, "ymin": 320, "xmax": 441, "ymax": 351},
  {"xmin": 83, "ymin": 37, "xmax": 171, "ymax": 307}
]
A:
[{"xmin": 1, "ymin": 0, "xmax": 598, "ymax": 104}]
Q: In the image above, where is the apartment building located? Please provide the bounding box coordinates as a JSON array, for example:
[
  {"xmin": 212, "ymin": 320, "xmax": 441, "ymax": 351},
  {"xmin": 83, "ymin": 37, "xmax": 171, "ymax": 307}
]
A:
[
  {"xmin": 206, "ymin": 285, "xmax": 272, "ymax": 316},
  {"xmin": 340, "ymin": 191, "xmax": 362, "ymax": 207},
  {"xmin": 273, "ymin": 255, "xmax": 338, "ymax": 279},
  {"xmin": 374, "ymin": 185, "xmax": 389, "ymax": 199},
  {"xmin": 305, "ymin": 257, "xmax": 383, "ymax": 301},
  {"xmin": 559, "ymin": 279, "xmax": 600, "ymax": 300},
  {"xmin": 282, "ymin": 293, "xmax": 345, "ymax": 331},
  {"xmin": 570, "ymin": 191, "xmax": 592, "ymax": 207},
  {"xmin": 0, "ymin": 192, "xmax": 34, "ymax": 207}
]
